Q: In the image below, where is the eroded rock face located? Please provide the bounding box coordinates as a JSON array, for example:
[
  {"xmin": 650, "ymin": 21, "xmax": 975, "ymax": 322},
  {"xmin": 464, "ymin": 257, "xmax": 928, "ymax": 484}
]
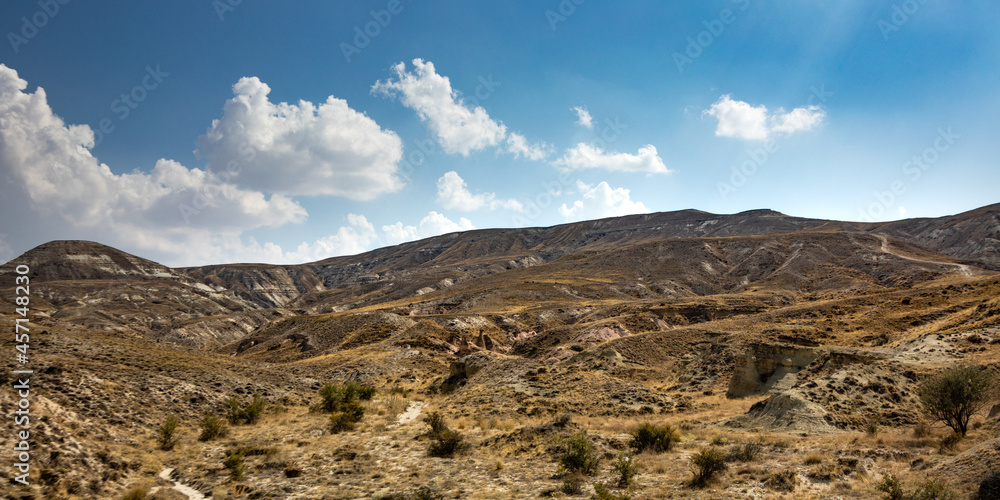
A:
[
  {"xmin": 727, "ymin": 343, "xmax": 821, "ymax": 398},
  {"xmin": 726, "ymin": 390, "xmax": 836, "ymax": 432},
  {"xmin": 442, "ymin": 352, "xmax": 492, "ymax": 392}
]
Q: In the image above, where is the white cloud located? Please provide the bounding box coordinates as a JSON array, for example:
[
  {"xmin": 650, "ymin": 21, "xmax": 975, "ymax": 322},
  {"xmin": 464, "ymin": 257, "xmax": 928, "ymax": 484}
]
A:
[
  {"xmin": 553, "ymin": 143, "xmax": 670, "ymax": 174},
  {"xmin": 704, "ymin": 94, "xmax": 825, "ymax": 141},
  {"xmin": 372, "ymin": 59, "xmax": 506, "ymax": 156},
  {"xmin": 559, "ymin": 180, "xmax": 650, "ymax": 222},
  {"xmin": 284, "ymin": 213, "xmax": 380, "ymax": 262},
  {"xmin": 435, "ymin": 171, "xmax": 523, "ymax": 212},
  {"xmin": 0, "ymin": 64, "xmax": 307, "ymax": 266},
  {"xmin": 382, "ymin": 211, "xmax": 475, "ymax": 245},
  {"xmin": 196, "ymin": 76, "xmax": 404, "ymax": 199},
  {"xmin": 770, "ymin": 105, "xmax": 826, "ymax": 135},
  {"xmin": 506, "ymin": 132, "xmax": 551, "ymax": 161},
  {"xmin": 573, "ymin": 106, "xmax": 594, "ymax": 128}
]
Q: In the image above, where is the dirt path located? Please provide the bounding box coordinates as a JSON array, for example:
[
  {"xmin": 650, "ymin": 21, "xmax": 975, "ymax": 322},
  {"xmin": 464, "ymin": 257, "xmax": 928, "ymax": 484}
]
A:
[
  {"xmin": 154, "ymin": 468, "xmax": 208, "ymax": 500},
  {"xmin": 396, "ymin": 400, "xmax": 426, "ymax": 425},
  {"xmin": 875, "ymin": 234, "xmax": 972, "ymax": 277}
]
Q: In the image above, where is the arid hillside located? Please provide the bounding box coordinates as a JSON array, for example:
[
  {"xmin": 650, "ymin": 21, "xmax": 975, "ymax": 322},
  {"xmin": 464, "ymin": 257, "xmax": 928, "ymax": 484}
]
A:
[{"xmin": 1, "ymin": 205, "xmax": 999, "ymax": 499}]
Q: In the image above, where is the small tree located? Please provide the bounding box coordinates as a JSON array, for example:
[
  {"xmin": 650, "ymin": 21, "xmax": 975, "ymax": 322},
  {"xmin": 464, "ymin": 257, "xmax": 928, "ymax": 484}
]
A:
[
  {"xmin": 918, "ymin": 364, "xmax": 995, "ymax": 436},
  {"xmin": 157, "ymin": 414, "xmax": 179, "ymax": 451}
]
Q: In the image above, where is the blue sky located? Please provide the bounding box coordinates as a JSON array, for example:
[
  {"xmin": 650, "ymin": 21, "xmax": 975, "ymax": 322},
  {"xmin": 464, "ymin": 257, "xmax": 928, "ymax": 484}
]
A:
[{"xmin": 1, "ymin": 1, "xmax": 998, "ymax": 266}]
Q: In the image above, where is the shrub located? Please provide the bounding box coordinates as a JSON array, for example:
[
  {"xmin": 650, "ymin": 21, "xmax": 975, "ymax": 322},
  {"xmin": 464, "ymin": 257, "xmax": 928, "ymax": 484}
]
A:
[
  {"xmin": 612, "ymin": 453, "xmax": 638, "ymax": 488},
  {"xmin": 157, "ymin": 414, "xmax": 179, "ymax": 451},
  {"xmin": 628, "ymin": 422, "xmax": 680, "ymax": 454},
  {"xmin": 939, "ymin": 432, "xmax": 963, "ymax": 453},
  {"xmin": 224, "ymin": 453, "xmax": 246, "ymax": 481},
  {"xmin": 876, "ymin": 473, "xmax": 904, "ymax": 500},
  {"xmin": 570, "ymin": 344, "xmax": 586, "ymax": 352},
  {"xmin": 865, "ymin": 415, "xmax": 880, "ymax": 437},
  {"xmin": 424, "ymin": 412, "xmax": 448, "ymax": 436},
  {"xmin": 727, "ymin": 441, "xmax": 763, "ymax": 462},
  {"xmin": 561, "ymin": 473, "xmax": 586, "ymax": 495},
  {"xmin": 317, "ymin": 383, "xmax": 345, "ymax": 412},
  {"xmin": 359, "ymin": 385, "xmax": 377, "ymax": 400},
  {"xmin": 918, "ymin": 364, "xmax": 995, "ymax": 436},
  {"xmin": 227, "ymin": 394, "xmax": 266, "ymax": 425},
  {"xmin": 558, "ymin": 431, "xmax": 601, "ymax": 476},
  {"xmin": 910, "ymin": 478, "xmax": 955, "ymax": 500},
  {"xmin": 764, "ymin": 469, "xmax": 799, "ymax": 492},
  {"xmin": 428, "ymin": 429, "xmax": 466, "ymax": 458},
  {"xmin": 593, "ymin": 482, "xmax": 631, "ymax": 500},
  {"xmin": 690, "ymin": 447, "xmax": 728, "ymax": 487},
  {"xmin": 979, "ymin": 471, "xmax": 1000, "ymax": 500},
  {"xmin": 329, "ymin": 402, "xmax": 366, "ymax": 434},
  {"xmin": 342, "ymin": 381, "xmax": 360, "ymax": 404},
  {"xmin": 198, "ymin": 413, "xmax": 228, "ymax": 442}
]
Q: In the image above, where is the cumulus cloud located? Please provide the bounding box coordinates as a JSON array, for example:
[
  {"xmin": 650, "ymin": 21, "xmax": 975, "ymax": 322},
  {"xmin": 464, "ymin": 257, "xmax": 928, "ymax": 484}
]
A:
[
  {"xmin": 553, "ymin": 143, "xmax": 670, "ymax": 174},
  {"xmin": 0, "ymin": 64, "xmax": 307, "ymax": 266},
  {"xmin": 196, "ymin": 76, "xmax": 404, "ymax": 199},
  {"xmin": 558, "ymin": 180, "xmax": 650, "ymax": 222},
  {"xmin": 372, "ymin": 59, "xmax": 550, "ymax": 161},
  {"xmin": 372, "ymin": 59, "xmax": 506, "ymax": 156},
  {"xmin": 505, "ymin": 132, "xmax": 551, "ymax": 161},
  {"xmin": 435, "ymin": 171, "xmax": 523, "ymax": 212},
  {"xmin": 704, "ymin": 94, "xmax": 825, "ymax": 141},
  {"xmin": 573, "ymin": 106, "xmax": 593, "ymax": 128},
  {"xmin": 382, "ymin": 211, "xmax": 475, "ymax": 245}
]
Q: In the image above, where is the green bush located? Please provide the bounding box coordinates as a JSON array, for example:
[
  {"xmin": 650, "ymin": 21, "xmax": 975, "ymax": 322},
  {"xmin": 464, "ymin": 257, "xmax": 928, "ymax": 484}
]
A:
[
  {"xmin": 157, "ymin": 414, "xmax": 179, "ymax": 451},
  {"xmin": 918, "ymin": 364, "xmax": 995, "ymax": 436},
  {"xmin": 329, "ymin": 402, "xmax": 366, "ymax": 434},
  {"xmin": 910, "ymin": 478, "xmax": 955, "ymax": 500},
  {"xmin": 424, "ymin": 412, "xmax": 448, "ymax": 436},
  {"xmin": 316, "ymin": 381, "xmax": 377, "ymax": 412},
  {"xmin": 359, "ymin": 386, "xmax": 377, "ymax": 400},
  {"xmin": 877, "ymin": 473, "xmax": 904, "ymax": 500},
  {"xmin": 226, "ymin": 394, "xmax": 266, "ymax": 425},
  {"xmin": 557, "ymin": 431, "xmax": 601, "ymax": 476},
  {"xmin": 628, "ymin": 422, "xmax": 680, "ymax": 454},
  {"xmin": 612, "ymin": 453, "xmax": 638, "ymax": 488},
  {"xmin": 428, "ymin": 428, "xmax": 466, "ymax": 458},
  {"xmin": 317, "ymin": 383, "xmax": 345, "ymax": 413},
  {"xmin": 198, "ymin": 413, "xmax": 228, "ymax": 442},
  {"xmin": 224, "ymin": 452, "xmax": 246, "ymax": 481},
  {"xmin": 690, "ymin": 447, "xmax": 728, "ymax": 487}
]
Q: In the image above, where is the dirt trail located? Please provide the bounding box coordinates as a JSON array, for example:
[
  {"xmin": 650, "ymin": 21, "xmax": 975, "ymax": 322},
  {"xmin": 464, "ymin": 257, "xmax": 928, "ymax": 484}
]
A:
[
  {"xmin": 396, "ymin": 400, "xmax": 426, "ymax": 425},
  {"xmin": 875, "ymin": 234, "xmax": 972, "ymax": 277},
  {"xmin": 154, "ymin": 468, "xmax": 208, "ymax": 500}
]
